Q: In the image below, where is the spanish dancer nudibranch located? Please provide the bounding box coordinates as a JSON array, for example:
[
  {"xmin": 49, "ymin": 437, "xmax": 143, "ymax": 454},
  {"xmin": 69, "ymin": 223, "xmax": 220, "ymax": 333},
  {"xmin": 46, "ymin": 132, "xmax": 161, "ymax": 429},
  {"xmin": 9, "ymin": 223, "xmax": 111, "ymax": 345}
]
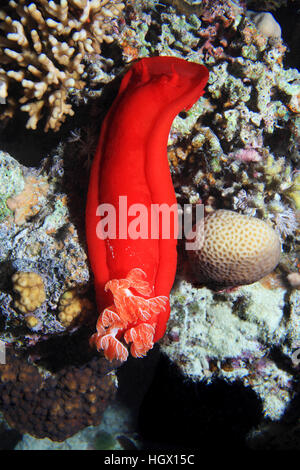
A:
[{"xmin": 86, "ymin": 56, "xmax": 209, "ymax": 362}]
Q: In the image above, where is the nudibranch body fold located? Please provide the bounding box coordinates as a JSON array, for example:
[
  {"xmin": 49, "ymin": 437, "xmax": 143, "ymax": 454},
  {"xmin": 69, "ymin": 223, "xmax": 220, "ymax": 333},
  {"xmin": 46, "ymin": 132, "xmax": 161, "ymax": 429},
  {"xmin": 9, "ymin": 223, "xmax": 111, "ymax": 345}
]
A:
[{"xmin": 86, "ymin": 56, "xmax": 209, "ymax": 362}]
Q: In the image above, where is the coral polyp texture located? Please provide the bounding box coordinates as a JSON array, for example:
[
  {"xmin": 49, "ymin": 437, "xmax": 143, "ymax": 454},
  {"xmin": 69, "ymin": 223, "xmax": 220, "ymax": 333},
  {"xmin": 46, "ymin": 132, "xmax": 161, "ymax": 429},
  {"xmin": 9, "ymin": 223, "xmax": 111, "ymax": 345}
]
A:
[
  {"xmin": 0, "ymin": 0, "xmax": 124, "ymax": 131},
  {"xmin": 58, "ymin": 289, "xmax": 94, "ymax": 327},
  {"xmin": 188, "ymin": 209, "xmax": 281, "ymax": 287},
  {"xmin": 0, "ymin": 351, "xmax": 117, "ymax": 441},
  {"xmin": 12, "ymin": 271, "xmax": 46, "ymax": 314}
]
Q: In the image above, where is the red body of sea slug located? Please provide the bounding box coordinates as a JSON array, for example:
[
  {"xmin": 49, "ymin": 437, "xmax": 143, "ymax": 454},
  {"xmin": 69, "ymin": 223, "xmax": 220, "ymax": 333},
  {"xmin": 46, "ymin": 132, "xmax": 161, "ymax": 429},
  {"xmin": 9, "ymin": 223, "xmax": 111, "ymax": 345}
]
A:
[{"xmin": 86, "ymin": 56, "xmax": 209, "ymax": 362}]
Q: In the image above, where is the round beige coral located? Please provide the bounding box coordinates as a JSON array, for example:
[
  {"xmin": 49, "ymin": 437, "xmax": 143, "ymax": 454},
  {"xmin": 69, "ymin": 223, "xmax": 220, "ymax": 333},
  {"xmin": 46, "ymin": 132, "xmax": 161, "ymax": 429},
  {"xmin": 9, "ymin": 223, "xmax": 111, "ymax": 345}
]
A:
[
  {"xmin": 248, "ymin": 11, "xmax": 281, "ymax": 39},
  {"xmin": 188, "ymin": 209, "xmax": 281, "ymax": 287},
  {"xmin": 12, "ymin": 271, "xmax": 46, "ymax": 313}
]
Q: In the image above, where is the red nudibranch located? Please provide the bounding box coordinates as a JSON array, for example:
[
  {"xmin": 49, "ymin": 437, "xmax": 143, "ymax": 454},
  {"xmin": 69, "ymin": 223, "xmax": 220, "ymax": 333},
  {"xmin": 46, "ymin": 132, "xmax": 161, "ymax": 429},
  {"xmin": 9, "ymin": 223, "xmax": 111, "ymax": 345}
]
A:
[{"xmin": 86, "ymin": 56, "xmax": 209, "ymax": 362}]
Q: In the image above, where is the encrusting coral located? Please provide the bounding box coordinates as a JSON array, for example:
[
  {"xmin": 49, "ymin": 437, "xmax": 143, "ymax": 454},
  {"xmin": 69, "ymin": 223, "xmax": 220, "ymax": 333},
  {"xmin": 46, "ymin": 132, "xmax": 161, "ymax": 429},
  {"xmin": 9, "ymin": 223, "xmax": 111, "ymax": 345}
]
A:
[
  {"xmin": 0, "ymin": 0, "xmax": 124, "ymax": 131},
  {"xmin": 6, "ymin": 175, "xmax": 49, "ymax": 225},
  {"xmin": 12, "ymin": 271, "xmax": 46, "ymax": 314},
  {"xmin": 0, "ymin": 350, "xmax": 117, "ymax": 441},
  {"xmin": 188, "ymin": 209, "xmax": 281, "ymax": 287},
  {"xmin": 58, "ymin": 289, "xmax": 94, "ymax": 327},
  {"xmin": 161, "ymin": 278, "xmax": 298, "ymax": 420}
]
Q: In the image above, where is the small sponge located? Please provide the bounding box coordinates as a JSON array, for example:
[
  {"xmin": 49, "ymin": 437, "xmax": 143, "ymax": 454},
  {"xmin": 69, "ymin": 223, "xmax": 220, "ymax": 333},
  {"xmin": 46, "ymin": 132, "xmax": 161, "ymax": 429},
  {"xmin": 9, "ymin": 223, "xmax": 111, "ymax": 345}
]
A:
[{"xmin": 188, "ymin": 210, "xmax": 281, "ymax": 287}]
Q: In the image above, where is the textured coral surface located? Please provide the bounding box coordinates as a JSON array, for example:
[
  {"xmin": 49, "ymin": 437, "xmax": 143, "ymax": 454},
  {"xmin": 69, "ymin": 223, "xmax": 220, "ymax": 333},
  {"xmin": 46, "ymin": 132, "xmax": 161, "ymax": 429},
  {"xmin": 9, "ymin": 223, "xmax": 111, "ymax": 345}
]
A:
[
  {"xmin": 189, "ymin": 209, "xmax": 281, "ymax": 286},
  {"xmin": 0, "ymin": 350, "xmax": 117, "ymax": 441},
  {"xmin": 12, "ymin": 271, "xmax": 46, "ymax": 314},
  {"xmin": 161, "ymin": 279, "xmax": 299, "ymax": 419},
  {"xmin": 0, "ymin": 0, "xmax": 124, "ymax": 130}
]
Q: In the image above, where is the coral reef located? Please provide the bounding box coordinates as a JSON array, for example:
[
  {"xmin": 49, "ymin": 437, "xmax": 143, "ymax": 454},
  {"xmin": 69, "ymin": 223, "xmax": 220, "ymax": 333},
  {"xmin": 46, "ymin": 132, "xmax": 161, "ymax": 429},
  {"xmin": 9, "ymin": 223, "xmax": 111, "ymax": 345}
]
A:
[
  {"xmin": 188, "ymin": 209, "xmax": 281, "ymax": 287},
  {"xmin": 116, "ymin": 0, "xmax": 299, "ymax": 231},
  {"xmin": 0, "ymin": 150, "xmax": 90, "ymax": 344},
  {"xmin": 107, "ymin": 0, "xmax": 299, "ymax": 441},
  {"xmin": 0, "ymin": 0, "xmax": 124, "ymax": 131},
  {"xmin": 0, "ymin": 148, "xmax": 118, "ymax": 442},
  {"xmin": 161, "ymin": 279, "xmax": 299, "ymax": 420},
  {"xmin": 0, "ymin": 350, "xmax": 117, "ymax": 441},
  {"xmin": 115, "ymin": 0, "xmax": 299, "ymax": 273}
]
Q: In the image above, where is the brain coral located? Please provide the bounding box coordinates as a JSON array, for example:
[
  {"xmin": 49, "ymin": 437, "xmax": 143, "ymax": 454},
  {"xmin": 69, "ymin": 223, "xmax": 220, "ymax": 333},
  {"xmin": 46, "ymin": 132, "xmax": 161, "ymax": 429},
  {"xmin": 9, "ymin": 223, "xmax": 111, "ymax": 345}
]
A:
[{"xmin": 188, "ymin": 209, "xmax": 281, "ymax": 287}]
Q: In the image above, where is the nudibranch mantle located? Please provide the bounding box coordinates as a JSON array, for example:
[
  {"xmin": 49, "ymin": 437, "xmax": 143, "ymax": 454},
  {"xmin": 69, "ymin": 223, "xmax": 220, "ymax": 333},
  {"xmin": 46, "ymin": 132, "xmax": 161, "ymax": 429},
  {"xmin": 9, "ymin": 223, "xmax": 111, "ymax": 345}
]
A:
[{"xmin": 86, "ymin": 56, "xmax": 209, "ymax": 362}]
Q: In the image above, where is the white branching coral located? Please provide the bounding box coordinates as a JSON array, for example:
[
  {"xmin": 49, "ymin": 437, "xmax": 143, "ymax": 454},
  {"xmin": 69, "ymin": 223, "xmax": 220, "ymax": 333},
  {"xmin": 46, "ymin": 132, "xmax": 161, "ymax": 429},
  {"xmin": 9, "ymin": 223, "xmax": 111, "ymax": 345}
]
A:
[{"xmin": 0, "ymin": 0, "xmax": 124, "ymax": 131}]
